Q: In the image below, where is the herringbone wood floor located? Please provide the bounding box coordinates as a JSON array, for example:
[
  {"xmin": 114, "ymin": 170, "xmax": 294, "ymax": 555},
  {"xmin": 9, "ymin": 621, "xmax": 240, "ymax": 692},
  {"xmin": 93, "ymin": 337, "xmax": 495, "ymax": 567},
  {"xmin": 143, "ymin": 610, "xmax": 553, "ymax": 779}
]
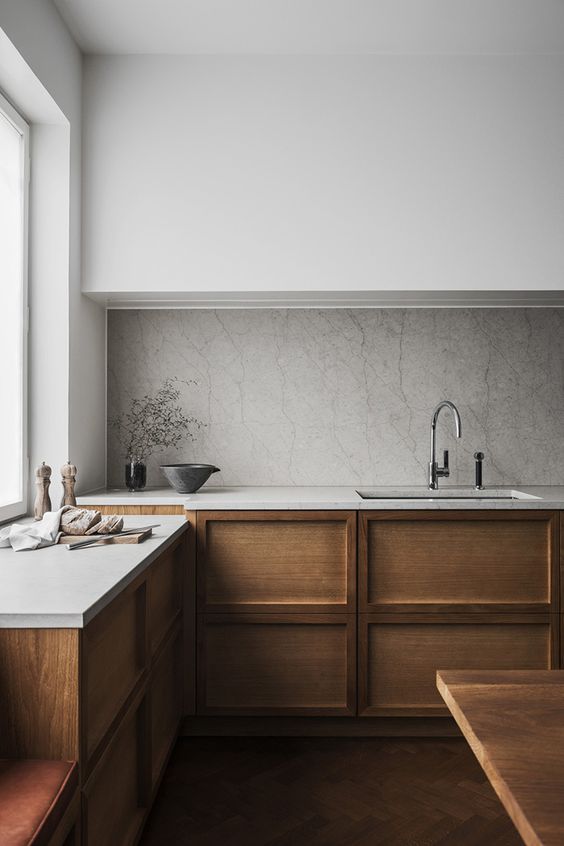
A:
[{"xmin": 140, "ymin": 738, "xmax": 523, "ymax": 846}]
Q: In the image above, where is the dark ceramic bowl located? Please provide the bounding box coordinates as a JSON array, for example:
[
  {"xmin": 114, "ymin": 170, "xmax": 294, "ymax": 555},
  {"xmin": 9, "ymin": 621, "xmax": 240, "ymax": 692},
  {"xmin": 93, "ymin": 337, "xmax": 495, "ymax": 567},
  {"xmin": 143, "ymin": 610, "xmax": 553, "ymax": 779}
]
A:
[{"xmin": 160, "ymin": 463, "xmax": 220, "ymax": 494}]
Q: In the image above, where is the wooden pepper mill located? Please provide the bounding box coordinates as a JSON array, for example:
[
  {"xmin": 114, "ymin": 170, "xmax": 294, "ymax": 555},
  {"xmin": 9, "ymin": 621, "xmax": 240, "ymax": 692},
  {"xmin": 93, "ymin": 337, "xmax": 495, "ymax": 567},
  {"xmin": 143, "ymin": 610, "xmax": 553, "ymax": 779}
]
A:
[
  {"xmin": 34, "ymin": 461, "xmax": 52, "ymax": 521},
  {"xmin": 61, "ymin": 460, "xmax": 78, "ymax": 507}
]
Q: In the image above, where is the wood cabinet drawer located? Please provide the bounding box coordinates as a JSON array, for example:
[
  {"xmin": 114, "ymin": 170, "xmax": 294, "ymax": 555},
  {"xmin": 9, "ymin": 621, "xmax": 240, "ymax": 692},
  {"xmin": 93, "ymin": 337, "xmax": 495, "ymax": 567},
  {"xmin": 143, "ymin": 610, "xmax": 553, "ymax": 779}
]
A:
[
  {"xmin": 197, "ymin": 511, "xmax": 356, "ymax": 612},
  {"xmin": 83, "ymin": 691, "xmax": 148, "ymax": 846},
  {"xmin": 198, "ymin": 614, "xmax": 356, "ymax": 715},
  {"xmin": 148, "ymin": 540, "xmax": 183, "ymax": 656},
  {"xmin": 359, "ymin": 613, "xmax": 558, "ymax": 717},
  {"xmin": 360, "ymin": 511, "xmax": 558, "ymax": 612},
  {"xmin": 82, "ymin": 582, "xmax": 147, "ymax": 764},
  {"xmin": 150, "ymin": 625, "xmax": 182, "ymax": 792}
]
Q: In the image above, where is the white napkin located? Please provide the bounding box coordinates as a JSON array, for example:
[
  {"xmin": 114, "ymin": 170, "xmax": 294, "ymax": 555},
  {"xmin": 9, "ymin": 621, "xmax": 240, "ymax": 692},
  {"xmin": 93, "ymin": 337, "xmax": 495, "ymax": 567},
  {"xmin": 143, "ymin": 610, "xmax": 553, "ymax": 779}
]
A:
[{"xmin": 0, "ymin": 508, "xmax": 68, "ymax": 552}]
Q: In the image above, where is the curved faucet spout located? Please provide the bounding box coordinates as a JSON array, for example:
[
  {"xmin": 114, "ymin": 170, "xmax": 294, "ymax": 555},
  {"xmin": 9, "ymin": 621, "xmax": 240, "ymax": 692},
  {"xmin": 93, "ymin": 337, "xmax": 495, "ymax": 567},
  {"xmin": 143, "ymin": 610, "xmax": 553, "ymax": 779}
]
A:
[
  {"xmin": 431, "ymin": 400, "xmax": 462, "ymax": 439},
  {"xmin": 428, "ymin": 400, "xmax": 462, "ymax": 490}
]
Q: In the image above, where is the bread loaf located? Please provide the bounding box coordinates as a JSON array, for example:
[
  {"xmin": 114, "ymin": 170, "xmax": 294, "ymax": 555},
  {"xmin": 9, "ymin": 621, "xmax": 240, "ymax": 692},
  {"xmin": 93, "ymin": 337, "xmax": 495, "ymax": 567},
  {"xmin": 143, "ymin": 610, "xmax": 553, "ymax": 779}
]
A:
[
  {"xmin": 85, "ymin": 515, "xmax": 124, "ymax": 535},
  {"xmin": 61, "ymin": 508, "xmax": 102, "ymax": 535}
]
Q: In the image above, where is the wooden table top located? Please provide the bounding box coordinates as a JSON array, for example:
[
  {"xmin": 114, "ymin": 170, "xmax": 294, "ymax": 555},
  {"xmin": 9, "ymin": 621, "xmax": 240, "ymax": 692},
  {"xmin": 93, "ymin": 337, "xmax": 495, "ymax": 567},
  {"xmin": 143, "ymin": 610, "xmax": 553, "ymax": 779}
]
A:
[{"xmin": 437, "ymin": 670, "xmax": 564, "ymax": 846}]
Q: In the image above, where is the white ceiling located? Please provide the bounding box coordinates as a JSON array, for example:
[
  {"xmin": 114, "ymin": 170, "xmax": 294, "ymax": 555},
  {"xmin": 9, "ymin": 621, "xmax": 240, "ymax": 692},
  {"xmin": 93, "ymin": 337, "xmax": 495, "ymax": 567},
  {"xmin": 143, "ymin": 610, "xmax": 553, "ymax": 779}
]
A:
[{"xmin": 54, "ymin": 0, "xmax": 564, "ymax": 55}]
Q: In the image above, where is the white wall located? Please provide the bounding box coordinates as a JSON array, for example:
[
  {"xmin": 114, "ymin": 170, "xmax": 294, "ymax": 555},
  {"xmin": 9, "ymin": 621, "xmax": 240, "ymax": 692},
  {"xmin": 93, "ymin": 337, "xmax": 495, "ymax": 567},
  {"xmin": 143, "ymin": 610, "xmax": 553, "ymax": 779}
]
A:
[
  {"xmin": 0, "ymin": 0, "xmax": 106, "ymax": 500},
  {"xmin": 83, "ymin": 54, "xmax": 564, "ymax": 299}
]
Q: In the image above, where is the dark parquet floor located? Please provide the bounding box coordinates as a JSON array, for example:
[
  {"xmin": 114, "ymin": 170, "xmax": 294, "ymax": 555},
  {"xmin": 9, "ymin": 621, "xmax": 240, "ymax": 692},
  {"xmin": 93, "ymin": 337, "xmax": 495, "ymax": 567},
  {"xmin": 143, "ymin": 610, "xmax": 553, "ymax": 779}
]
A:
[{"xmin": 140, "ymin": 737, "xmax": 523, "ymax": 846}]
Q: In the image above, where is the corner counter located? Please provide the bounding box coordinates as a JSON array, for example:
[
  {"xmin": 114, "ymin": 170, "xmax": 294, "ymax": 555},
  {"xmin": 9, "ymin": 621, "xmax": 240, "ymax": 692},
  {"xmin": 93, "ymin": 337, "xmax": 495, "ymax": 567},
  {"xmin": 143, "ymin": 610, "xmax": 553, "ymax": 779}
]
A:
[
  {"xmin": 0, "ymin": 516, "xmax": 188, "ymax": 627},
  {"xmin": 0, "ymin": 515, "xmax": 190, "ymax": 846}
]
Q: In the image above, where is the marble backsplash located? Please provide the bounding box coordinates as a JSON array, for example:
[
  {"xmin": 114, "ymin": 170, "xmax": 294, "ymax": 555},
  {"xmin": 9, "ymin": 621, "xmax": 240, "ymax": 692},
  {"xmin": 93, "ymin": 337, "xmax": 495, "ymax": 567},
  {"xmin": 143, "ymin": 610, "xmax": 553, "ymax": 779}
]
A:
[{"xmin": 107, "ymin": 308, "xmax": 564, "ymax": 488}]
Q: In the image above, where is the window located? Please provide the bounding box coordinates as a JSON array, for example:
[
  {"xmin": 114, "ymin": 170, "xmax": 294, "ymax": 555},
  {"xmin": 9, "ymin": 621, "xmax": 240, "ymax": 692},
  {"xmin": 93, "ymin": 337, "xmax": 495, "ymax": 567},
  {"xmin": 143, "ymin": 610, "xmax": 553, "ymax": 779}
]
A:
[{"xmin": 0, "ymin": 92, "xmax": 29, "ymax": 522}]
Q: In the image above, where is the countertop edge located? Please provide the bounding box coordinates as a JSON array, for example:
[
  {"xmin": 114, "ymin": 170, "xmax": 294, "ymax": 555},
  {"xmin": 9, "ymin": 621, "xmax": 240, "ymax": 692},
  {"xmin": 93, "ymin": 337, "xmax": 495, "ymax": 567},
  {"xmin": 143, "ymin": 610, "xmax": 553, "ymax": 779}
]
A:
[
  {"xmin": 80, "ymin": 520, "xmax": 188, "ymax": 628},
  {"xmin": 0, "ymin": 613, "xmax": 85, "ymax": 629},
  {"xmin": 77, "ymin": 486, "xmax": 564, "ymax": 511}
]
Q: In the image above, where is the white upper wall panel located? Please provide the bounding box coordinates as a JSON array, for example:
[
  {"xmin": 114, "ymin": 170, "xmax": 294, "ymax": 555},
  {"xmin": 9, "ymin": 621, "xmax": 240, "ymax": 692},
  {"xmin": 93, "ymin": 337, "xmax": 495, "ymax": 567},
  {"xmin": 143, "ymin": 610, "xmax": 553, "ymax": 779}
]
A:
[{"xmin": 82, "ymin": 55, "xmax": 564, "ymax": 298}]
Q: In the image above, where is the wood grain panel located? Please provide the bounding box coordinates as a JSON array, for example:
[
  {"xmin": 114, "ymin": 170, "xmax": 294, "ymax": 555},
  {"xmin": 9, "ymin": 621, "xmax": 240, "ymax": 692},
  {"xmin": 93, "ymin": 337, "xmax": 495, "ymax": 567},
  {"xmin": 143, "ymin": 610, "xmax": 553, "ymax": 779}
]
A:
[
  {"xmin": 359, "ymin": 613, "xmax": 557, "ymax": 717},
  {"xmin": 197, "ymin": 511, "xmax": 356, "ymax": 612},
  {"xmin": 150, "ymin": 626, "xmax": 182, "ymax": 791},
  {"xmin": 437, "ymin": 669, "xmax": 564, "ymax": 846},
  {"xmin": 83, "ymin": 581, "xmax": 147, "ymax": 763},
  {"xmin": 83, "ymin": 691, "xmax": 148, "ymax": 846},
  {"xmin": 87, "ymin": 504, "xmax": 185, "ymax": 516},
  {"xmin": 148, "ymin": 539, "xmax": 182, "ymax": 656},
  {"xmin": 360, "ymin": 511, "xmax": 558, "ymax": 612},
  {"xmin": 198, "ymin": 613, "xmax": 356, "ymax": 715},
  {"xmin": 0, "ymin": 628, "xmax": 79, "ymax": 760}
]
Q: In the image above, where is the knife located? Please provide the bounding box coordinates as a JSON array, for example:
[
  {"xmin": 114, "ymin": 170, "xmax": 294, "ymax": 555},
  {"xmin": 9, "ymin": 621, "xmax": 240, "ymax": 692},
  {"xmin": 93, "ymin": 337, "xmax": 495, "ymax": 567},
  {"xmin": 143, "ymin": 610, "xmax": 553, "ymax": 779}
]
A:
[{"xmin": 65, "ymin": 524, "xmax": 160, "ymax": 550}]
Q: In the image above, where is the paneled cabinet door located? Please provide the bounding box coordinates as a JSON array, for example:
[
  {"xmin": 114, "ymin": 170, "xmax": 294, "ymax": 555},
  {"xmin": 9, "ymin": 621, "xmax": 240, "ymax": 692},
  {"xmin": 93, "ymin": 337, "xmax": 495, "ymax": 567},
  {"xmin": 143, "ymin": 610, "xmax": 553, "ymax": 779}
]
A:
[
  {"xmin": 82, "ymin": 690, "xmax": 148, "ymax": 846},
  {"xmin": 197, "ymin": 511, "xmax": 356, "ymax": 613},
  {"xmin": 82, "ymin": 581, "xmax": 147, "ymax": 767},
  {"xmin": 360, "ymin": 511, "xmax": 559, "ymax": 613},
  {"xmin": 150, "ymin": 625, "xmax": 182, "ymax": 793},
  {"xmin": 198, "ymin": 614, "xmax": 356, "ymax": 716},
  {"xmin": 147, "ymin": 538, "xmax": 183, "ymax": 657},
  {"xmin": 358, "ymin": 613, "xmax": 559, "ymax": 717}
]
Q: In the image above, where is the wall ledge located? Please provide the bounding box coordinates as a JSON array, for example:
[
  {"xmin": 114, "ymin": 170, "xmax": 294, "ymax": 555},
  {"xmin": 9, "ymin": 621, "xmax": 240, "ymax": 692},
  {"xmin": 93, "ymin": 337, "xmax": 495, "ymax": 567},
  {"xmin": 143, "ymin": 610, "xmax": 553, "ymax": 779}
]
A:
[{"xmin": 86, "ymin": 289, "xmax": 564, "ymax": 309}]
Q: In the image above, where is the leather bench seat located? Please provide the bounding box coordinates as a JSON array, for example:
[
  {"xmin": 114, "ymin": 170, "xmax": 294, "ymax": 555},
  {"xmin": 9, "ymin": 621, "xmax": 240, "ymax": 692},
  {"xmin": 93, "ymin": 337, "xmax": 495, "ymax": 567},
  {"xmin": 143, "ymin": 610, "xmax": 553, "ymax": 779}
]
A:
[{"xmin": 0, "ymin": 760, "xmax": 78, "ymax": 846}]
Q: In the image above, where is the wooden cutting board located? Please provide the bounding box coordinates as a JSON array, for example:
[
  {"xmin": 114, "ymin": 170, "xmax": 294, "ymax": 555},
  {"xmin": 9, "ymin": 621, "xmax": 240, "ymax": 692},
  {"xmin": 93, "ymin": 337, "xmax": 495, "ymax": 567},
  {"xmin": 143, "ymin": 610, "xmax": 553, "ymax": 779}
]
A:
[{"xmin": 58, "ymin": 528, "xmax": 153, "ymax": 545}]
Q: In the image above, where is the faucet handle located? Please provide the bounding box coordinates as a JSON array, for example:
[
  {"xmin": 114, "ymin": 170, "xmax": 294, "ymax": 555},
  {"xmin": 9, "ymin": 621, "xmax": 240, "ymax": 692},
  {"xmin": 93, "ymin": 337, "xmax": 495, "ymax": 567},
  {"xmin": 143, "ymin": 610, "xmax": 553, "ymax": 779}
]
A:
[{"xmin": 443, "ymin": 450, "xmax": 449, "ymax": 472}]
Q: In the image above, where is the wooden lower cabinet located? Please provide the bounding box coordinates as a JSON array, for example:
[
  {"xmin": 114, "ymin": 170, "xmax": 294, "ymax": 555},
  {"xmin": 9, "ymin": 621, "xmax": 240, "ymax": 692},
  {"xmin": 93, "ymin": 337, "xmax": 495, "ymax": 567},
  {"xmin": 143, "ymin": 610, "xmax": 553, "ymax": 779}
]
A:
[
  {"xmin": 82, "ymin": 691, "xmax": 148, "ymax": 846},
  {"xmin": 197, "ymin": 511, "xmax": 356, "ymax": 613},
  {"xmin": 360, "ymin": 510, "xmax": 559, "ymax": 613},
  {"xmin": 79, "ymin": 537, "xmax": 185, "ymax": 844},
  {"xmin": 82, "ymin": 582, "xmax": 147, "ymax": 766},
  {"xmin": 198, "ymin": 614, "xmax": 356, "ymax": 715},
  {"xmin": 148, "ymin": 542, "xmax": 183, "ymax": 657},
  {"xmin": 150, "ymin": 625, "xmax": 183, "ymax": 792},
  {"xmin": 79, "ymin": 540, "xmax": 185, "ymax": 844},
  {"xmin": 359, "ymin": 613, "xmax": 559, "ymax": 716}
]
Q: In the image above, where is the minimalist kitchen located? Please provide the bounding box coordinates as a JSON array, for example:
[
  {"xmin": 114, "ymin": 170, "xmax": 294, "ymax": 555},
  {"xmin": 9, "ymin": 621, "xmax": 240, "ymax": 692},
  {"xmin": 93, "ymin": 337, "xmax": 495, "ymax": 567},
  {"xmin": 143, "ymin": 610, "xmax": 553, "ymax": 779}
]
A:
[{"xmin": 1, "ymin": 3, "xmax": 564, "ymax": 845}]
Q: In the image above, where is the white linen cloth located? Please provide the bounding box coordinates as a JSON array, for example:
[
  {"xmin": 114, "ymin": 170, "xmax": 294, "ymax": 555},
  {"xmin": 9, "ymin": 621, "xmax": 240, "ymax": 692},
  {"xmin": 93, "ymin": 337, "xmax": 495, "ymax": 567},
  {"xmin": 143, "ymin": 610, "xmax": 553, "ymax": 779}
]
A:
[{"xmin": 0, "ymin": 507, "xmax": 67, "ymax": 552}]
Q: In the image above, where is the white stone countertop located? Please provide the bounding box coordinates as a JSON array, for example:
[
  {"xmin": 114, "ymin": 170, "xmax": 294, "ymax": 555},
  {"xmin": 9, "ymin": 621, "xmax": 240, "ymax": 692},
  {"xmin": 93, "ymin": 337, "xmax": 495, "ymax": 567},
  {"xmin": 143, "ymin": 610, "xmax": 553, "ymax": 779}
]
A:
[
  {"xmin": 0, "ymin": 516, "xmax": 187, "ymax": 629},
  {"xmin": 77, "ymin": 485, "xmax": 564, "ymax": 510}
]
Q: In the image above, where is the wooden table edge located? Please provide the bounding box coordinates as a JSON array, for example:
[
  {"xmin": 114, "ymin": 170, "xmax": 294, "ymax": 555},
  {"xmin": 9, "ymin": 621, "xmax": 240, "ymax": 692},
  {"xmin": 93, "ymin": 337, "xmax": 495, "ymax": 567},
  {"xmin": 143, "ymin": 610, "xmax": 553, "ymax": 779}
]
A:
[{"xmin": 436, "ymin": 671, "xmax": 542, "ymax": 846}]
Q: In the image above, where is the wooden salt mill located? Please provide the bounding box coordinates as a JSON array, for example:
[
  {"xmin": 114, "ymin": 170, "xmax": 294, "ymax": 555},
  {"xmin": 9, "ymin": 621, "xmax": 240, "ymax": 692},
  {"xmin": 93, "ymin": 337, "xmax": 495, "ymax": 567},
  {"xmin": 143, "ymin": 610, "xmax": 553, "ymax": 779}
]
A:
[
  {"xmin": 61, "ymin": 460, "xmax": 77, "ymax": 507},
  {"xmin": 34, "ymin": 461, "xmax": 52, "ymax": 520}
]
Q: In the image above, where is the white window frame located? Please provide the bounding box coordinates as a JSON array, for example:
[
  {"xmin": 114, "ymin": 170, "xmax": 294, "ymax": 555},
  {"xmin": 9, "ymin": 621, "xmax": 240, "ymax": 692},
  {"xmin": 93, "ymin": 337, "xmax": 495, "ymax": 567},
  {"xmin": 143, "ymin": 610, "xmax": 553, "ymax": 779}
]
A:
[{"xmin": 0, "ymin": 91, "xmax": 29, "ymax": 523}]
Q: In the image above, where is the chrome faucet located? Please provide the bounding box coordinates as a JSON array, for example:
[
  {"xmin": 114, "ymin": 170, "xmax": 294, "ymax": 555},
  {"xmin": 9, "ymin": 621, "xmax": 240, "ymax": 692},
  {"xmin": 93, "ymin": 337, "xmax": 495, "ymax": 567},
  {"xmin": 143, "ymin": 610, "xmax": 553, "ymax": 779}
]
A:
[{"xmin": 428, "ymin": 401, "xmax": 462, "ymax": 490}]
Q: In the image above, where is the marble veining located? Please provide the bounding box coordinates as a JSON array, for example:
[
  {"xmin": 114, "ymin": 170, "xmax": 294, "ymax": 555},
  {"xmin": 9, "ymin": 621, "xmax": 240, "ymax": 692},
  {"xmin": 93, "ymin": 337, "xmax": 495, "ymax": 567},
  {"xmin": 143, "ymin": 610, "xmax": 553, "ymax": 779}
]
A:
[{"xmin": 107, "ymin": 309, "xmax": 564, "ymax": 488}]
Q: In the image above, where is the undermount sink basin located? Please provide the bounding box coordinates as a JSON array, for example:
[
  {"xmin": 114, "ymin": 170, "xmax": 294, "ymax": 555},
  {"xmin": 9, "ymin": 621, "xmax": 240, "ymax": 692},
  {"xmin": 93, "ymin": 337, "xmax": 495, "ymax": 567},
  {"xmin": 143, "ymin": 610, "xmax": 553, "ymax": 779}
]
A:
[{"xmin": 356, "ymin": 488, "xmax": 541, "ymax": 501}]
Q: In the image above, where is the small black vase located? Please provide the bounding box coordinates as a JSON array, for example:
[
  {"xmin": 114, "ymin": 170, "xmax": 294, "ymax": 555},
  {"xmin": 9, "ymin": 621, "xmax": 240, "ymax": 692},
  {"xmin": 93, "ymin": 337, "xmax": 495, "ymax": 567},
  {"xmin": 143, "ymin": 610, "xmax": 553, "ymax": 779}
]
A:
[{"xmin": 125, "ymin": 460, "xmax": 147, "ymax": 492}]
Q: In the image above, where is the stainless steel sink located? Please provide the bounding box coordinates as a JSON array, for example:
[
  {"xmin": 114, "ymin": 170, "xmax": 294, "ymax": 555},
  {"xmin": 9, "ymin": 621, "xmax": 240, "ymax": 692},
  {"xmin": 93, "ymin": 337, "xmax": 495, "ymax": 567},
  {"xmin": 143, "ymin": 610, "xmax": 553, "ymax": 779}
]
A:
[{"xmin": 356, "ymin": 488, "xmax": 541, "ymax": 501}]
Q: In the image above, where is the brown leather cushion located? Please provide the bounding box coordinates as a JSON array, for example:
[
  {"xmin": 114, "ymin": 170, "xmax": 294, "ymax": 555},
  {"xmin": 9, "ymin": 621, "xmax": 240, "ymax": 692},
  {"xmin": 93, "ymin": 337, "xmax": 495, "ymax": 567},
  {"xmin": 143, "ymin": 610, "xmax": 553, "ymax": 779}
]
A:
[{"xmin": 0, "ymin": 760, "xmax": 78, "ymax": 846}]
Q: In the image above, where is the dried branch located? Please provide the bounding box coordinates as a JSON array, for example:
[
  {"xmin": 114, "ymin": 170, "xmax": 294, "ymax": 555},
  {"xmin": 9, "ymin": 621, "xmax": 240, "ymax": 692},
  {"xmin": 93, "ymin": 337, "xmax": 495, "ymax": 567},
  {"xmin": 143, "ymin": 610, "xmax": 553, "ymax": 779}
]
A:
[{"xmin": 110, "ymin": 378, "xmax": 205, "ymax": 461}]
